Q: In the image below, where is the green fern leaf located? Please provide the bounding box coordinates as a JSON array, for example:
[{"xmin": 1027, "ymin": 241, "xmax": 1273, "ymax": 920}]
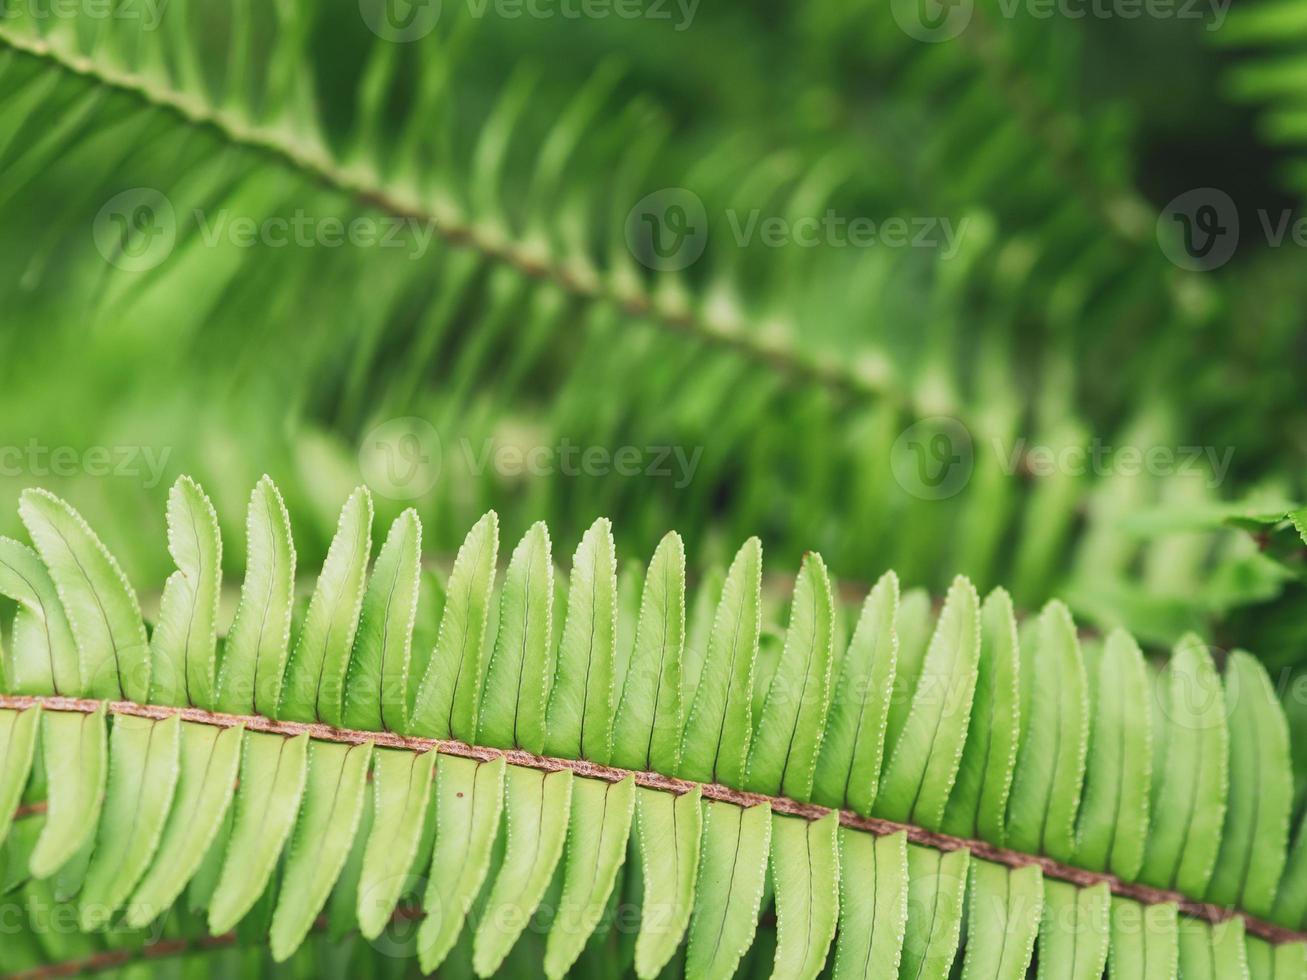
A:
[
  {"xmin": 611, "ymin": 531, "xmax": 686, "ymax": 774},
  {"xmin": 269, "ymin": 740, "xmax": 373, "ymax": 960},
  {"xmin": 472, "ymin": 766, "xmax": 573, "ymax": 976},
  {"xmin": 126, "ymin": 721, "xmax": 244, "ymax": 928},
  {"xmin": 410, "ymin": 511, "xmax": 499, "ymax": 742},
  {"xmin": 545, "ymin": 517, "xmax": 618, "ymax": 763},
  {"xmin": 280, "ymin": 487, "xmax": 373, "ymax": 726},
  {"xmin": 0, "ymin": 483, "xmax": 1302, "ymax": 978},
  {"xmin": 207, "ymin": 731, "xmax": 310, "ymax": 934},
  {"xmin": 149, "ymin": 477, "xmax": 222, "ymax": 709},
  {"xmin": 769, "ymin": 810, "xmax": 839, "ymax": 980},
  {"xmin": 478, "ymin": 523, "xmax": 553, "ymax": 754},
  {"xmin": 342, "ymin": 509, "xmax": 421, "ymax": 732},
  {"xmin": 216, "ymin": 476, "xmax": 297, "ymax": 717},
  {"xmin": 20, "ymin": 489, "xmax": 149, "ymax": 701},
  {"xmin": 417, "ymin": 754, "xmax": 506, "ymax": 973},
  {"xmin": 678, "ymin": 538, "xmax": 762, "ymax": 786},
  {"xmin": 685, "ymin": 800, "xmax": 772, "ymax": 980},
  {"xmin": 544, "ymin": 774, "xmax": 636, "ymax": 977},
  {"xmin": 832, "ymin": 827, "xmax": 908, "ymax": 979},
  {"xmin": 29, "ymin": 707, "xmax": 106, "ymax": 879},
  {"xmin": 632, "ymin": 784, "xmax": 701, "ymax": 978}
]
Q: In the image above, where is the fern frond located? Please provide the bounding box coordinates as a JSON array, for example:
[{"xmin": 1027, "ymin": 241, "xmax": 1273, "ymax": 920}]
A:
[
  {"xmin": 1217, "ymin": 0, "xmax": 1307, "ymax": 192},
  {"xmin": 0, "ymin": 0, "xmax": 1287, "ymax": 658},
  {"xmin": 1, "ymin": 479, "xmax": 1306, "ymax": 979}
]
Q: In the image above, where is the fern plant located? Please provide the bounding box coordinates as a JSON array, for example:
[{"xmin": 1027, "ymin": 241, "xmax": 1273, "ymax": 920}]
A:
[
  {"xmin": 1, "ymin": 477, "xmax": 1305, "ymax": 978},
  {"xmin": 3, "ymin": 0, "xmax": 1300, "ymax": 656}
]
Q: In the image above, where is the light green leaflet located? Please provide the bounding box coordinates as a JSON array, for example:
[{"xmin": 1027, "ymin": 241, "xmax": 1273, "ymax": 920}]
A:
[
  {"xmin": 477, "ymin": 522, "xmax": 553, "ymax": 754},
  {"xmin": 960, "ymin": 860, "xmax": 1043, "ymax": 980},
  {"xmin": 30, "ymin": 707, "xmax": 106, "ymax": 879},
  {"xmin": 1140, "ymin": 635, "xmax": 1228, "ymax": 896},
  {"xmin": 127, "ymin": 722, "xmax": 244, "ymax": 928},
  {"xmin": 3, "ymin": 817, "xmax": 43, "ymax": 895},
  {"xmin": 611, "ymin": 532, "xmax": 686, "ymax": 774},
  {"xmin": 216, "ymin": 476, "xmax": 296, "ymax": 716},
  {"xmin": 1038, "ymin": 880, "xmax": 1110, "ymax": 980},
  {"xmin": 1207, "ymin": 651, "xmax": 1291, "ymax": 918},
  {"xmin": 149, "ymin": 477, "xmax": 222, "ymax": 709},
  {"xmin": 745, "ymin": 553, "xmax": 834, "ymax": 800},
  {"xmin": 544, "ymin": 774, "xmax": 635, "ymax": 978},
  {"xmin": 678, "ymin": 538, "xmax": 762, "ymax": 787},
  {"xmin": 356, "ymin": 747, "xmax": 436, "ymax": 939},
  {"xmin": 328, "ymin": 777, "xmax": 373, "ymax": 942},
  {"xmin": 279, "ymin": 487, "xmax": 373, "ymax": 725},
  {"xmin": 1108, "ymin": 898, "xmax": 1178, "ymax": 979},
  {"xmin": 770, "ymin": 811, "xmax": 838, "ymax": 980},
  {"xmin": 832, "ymin": 828, "xmax": 907, "ymax": 980},
  {"xmin": 342, "ymin": 509, "xmax": 421, "ymax": 732},
  {"xmin": 79, "ymin": 714, "xmax": 182, "ymax": 929},
  {"xmin": 472, "ymin": 765, "xmax": 574, "ymax": 976},
  {"xmin": 0, "ymin": 707, "xmax": 39, "ymax": 846},
  {"xmin": 613, "ymin": 556, "xmax": 644, "ymax": 703},
  {"xmin": 1177, "ymin": 917, "xmax": 1248, "ymax": 980},
  {"xmin": 406, "ymin": 567, "xmax": 449, "ymax": 715},
  {"xmin": 685, "ymin": 800, "xmax": 772, "ymax": 980},
  {"xmin": 269, "ymin": 740, "xmax": 374, "ymax": 961},
  {"xmin": 545, "ymin": 518, "xmax": 618, "ymax": 763},
  {"xmin": 184, "ymin": 792, "xmax": 230, "ymax": 914},
  {"xmin": 19, "ymin": 489, "xmax": 149, "ymax": 701},
  {"xmin": 54, "ymin": 830, "xmax": 95, "ymax": 901},
  {"xmin": 633, "ymin": 785, "xmax": 701, "ymax": 979},
  {"xmin": 208, "ymin": 731, "xmax": 310, "ymax": 934},
  {"xmin": 1006, "ymin": 600, "xmax": 1088, "ymax": 863},
  {"xmin": 876, "ymin": 576, "xmax": 980, "ymax": 830},
  {"xmin": 1074, "ymin": 629, "xmax": 1151, "ymax": 880},
  {"xmin": 941, "ymin": 588, "xmax": 1020, "ymax": 844},
  {"xmin": 409, "ymin": 511, "xmax": 498, "ymax": 742},
  {"xmin": 812, "ymin": 570, "xmax": 898, "ymax": 816},
  {"xmin": 900, "ymin": 844, "xmax": 969, "ymax": 980},
  {"xmin": 418, "ymin": 754, "xmax": 506, "ymax": 974},
  {"xmin": 881, "ymin": 588, "xmax": 933, "ymax": 758},
  {"xmin": 0, "ymin": 539, "xmax": 78, "ymax": 696},
  {"xmin": 1247, "ymin": 937, "xmax": 1307, "ymax": 980},
  {"xmin": 682, "ymin": 565, "xmax": 723, "ymax": 697}
]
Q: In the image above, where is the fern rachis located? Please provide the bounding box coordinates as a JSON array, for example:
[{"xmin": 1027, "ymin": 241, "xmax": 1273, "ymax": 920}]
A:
[{"xmin": 0, "ymin": 478, "xmax": 1305, "ymax": 979}]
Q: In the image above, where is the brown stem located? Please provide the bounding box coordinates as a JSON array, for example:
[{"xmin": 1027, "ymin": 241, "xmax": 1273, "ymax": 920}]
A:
[{"xmin": 2, "ymin": 693, "xmax": 1302, "ymax": 946}]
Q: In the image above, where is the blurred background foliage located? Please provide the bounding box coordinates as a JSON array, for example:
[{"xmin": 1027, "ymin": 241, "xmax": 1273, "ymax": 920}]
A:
[{"xmin": 0, "ymin": 0, "xmax": 1305, "ymax": 661}]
